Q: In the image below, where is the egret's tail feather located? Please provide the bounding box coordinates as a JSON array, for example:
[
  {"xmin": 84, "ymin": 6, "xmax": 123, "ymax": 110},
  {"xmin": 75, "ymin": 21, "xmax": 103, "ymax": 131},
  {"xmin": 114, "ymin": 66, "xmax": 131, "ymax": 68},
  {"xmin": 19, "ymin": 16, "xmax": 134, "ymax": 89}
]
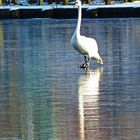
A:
[{"xmin": 97, "ymin": 56, "xmax": 103, "ymax": 64}]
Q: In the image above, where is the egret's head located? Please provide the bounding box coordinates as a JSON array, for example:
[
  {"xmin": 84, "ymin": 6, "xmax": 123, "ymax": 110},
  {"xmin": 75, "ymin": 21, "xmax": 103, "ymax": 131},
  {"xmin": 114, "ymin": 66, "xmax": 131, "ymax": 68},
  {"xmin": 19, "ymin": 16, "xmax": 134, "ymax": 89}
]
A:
[{"xmin": 74, "ymin": 0, "xmax": 81, "ymax": 7}]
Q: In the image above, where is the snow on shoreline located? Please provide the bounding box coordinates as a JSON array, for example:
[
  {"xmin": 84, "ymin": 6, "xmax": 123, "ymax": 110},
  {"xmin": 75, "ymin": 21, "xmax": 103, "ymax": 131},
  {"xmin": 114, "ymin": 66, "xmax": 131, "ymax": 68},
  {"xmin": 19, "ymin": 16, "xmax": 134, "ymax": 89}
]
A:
[{"xmin": 0, "ymin": 2, "xmax": 140, "ymax": 11}]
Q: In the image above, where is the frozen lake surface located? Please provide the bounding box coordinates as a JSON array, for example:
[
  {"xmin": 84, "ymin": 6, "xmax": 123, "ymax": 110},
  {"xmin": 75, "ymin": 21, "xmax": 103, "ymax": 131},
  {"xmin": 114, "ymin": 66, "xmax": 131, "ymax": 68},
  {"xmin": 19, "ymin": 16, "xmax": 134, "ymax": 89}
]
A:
[{"xmin": 0, "ymin": 18, "xmax": 140, "ymax": 140}]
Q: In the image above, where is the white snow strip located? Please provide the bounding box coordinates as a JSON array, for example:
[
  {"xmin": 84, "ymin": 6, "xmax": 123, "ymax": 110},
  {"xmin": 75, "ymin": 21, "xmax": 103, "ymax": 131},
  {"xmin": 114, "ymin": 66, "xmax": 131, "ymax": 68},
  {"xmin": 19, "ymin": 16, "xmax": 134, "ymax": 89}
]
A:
[{"xmin": 1, "ymin": 3, "xmax": 140, "ymax": 11}]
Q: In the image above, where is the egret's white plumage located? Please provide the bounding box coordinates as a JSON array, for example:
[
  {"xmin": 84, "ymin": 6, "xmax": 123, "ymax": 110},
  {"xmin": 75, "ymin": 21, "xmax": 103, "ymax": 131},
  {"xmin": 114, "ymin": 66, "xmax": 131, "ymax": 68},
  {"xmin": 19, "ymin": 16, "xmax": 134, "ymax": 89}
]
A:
[{"xmin": 71, "ymin": 0, "xmax": 103, "ymax": 69}]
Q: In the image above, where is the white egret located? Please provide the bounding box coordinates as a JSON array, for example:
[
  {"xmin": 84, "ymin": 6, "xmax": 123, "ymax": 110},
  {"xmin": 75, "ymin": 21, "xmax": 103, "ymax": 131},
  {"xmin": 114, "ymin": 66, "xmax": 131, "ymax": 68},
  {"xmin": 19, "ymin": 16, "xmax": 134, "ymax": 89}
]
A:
[{"xmin": 71, "ymin": 0, "xmax": 103, "ymax": 70}]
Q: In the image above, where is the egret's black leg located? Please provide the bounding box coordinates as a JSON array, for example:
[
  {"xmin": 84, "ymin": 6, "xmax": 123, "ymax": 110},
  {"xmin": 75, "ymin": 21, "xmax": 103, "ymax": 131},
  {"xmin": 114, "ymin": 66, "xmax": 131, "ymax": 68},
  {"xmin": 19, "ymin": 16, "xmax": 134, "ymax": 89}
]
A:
[
  {"xmin": 80, "ymin": 56, "xmax": 90, "ymax": 70},
  {"xmin": 80, "ymin": 56, "xmax": 87, "ymax": 68}
]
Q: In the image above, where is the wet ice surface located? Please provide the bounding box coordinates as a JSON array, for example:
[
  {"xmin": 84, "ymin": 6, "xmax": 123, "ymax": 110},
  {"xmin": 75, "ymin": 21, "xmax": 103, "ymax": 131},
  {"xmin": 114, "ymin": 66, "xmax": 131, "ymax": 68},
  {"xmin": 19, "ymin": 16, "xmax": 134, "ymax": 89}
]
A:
[{"xmin": 0, "ymin": 18, "xmax": 140, "ymax": 140}]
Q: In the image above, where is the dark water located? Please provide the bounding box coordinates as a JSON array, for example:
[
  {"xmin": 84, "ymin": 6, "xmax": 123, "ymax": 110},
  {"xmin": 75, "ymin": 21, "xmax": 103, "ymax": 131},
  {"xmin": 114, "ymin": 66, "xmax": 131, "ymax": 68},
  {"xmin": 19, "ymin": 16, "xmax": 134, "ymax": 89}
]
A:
[{"xmin": 0, "ymin": 18, "xmax": 140, "ymax": 140}]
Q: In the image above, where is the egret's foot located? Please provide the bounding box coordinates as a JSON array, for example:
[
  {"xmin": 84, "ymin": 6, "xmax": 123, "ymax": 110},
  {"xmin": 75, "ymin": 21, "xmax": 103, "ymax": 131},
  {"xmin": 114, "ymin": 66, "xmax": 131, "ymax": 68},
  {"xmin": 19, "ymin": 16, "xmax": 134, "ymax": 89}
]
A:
[{"xmin": 80, "ymin": 63, "xmax": 89, "ymax": 70}]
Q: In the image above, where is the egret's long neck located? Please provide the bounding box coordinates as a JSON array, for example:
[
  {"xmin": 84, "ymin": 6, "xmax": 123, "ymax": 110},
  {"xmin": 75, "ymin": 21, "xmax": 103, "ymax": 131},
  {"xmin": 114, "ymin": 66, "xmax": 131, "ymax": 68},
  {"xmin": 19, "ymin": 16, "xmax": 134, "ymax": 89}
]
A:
[{"xmin": 76, "ymin": 4, "xmax": 82, "ymax": 36}]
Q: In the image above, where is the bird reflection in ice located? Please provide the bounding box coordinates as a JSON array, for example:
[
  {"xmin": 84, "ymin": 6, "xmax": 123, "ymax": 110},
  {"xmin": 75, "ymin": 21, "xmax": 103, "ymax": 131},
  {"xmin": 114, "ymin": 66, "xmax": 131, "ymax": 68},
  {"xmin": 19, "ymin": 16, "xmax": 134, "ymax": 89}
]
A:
[{"xmin": 78, "ymin": 68, "xmax": 103, "ymax": 140}]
